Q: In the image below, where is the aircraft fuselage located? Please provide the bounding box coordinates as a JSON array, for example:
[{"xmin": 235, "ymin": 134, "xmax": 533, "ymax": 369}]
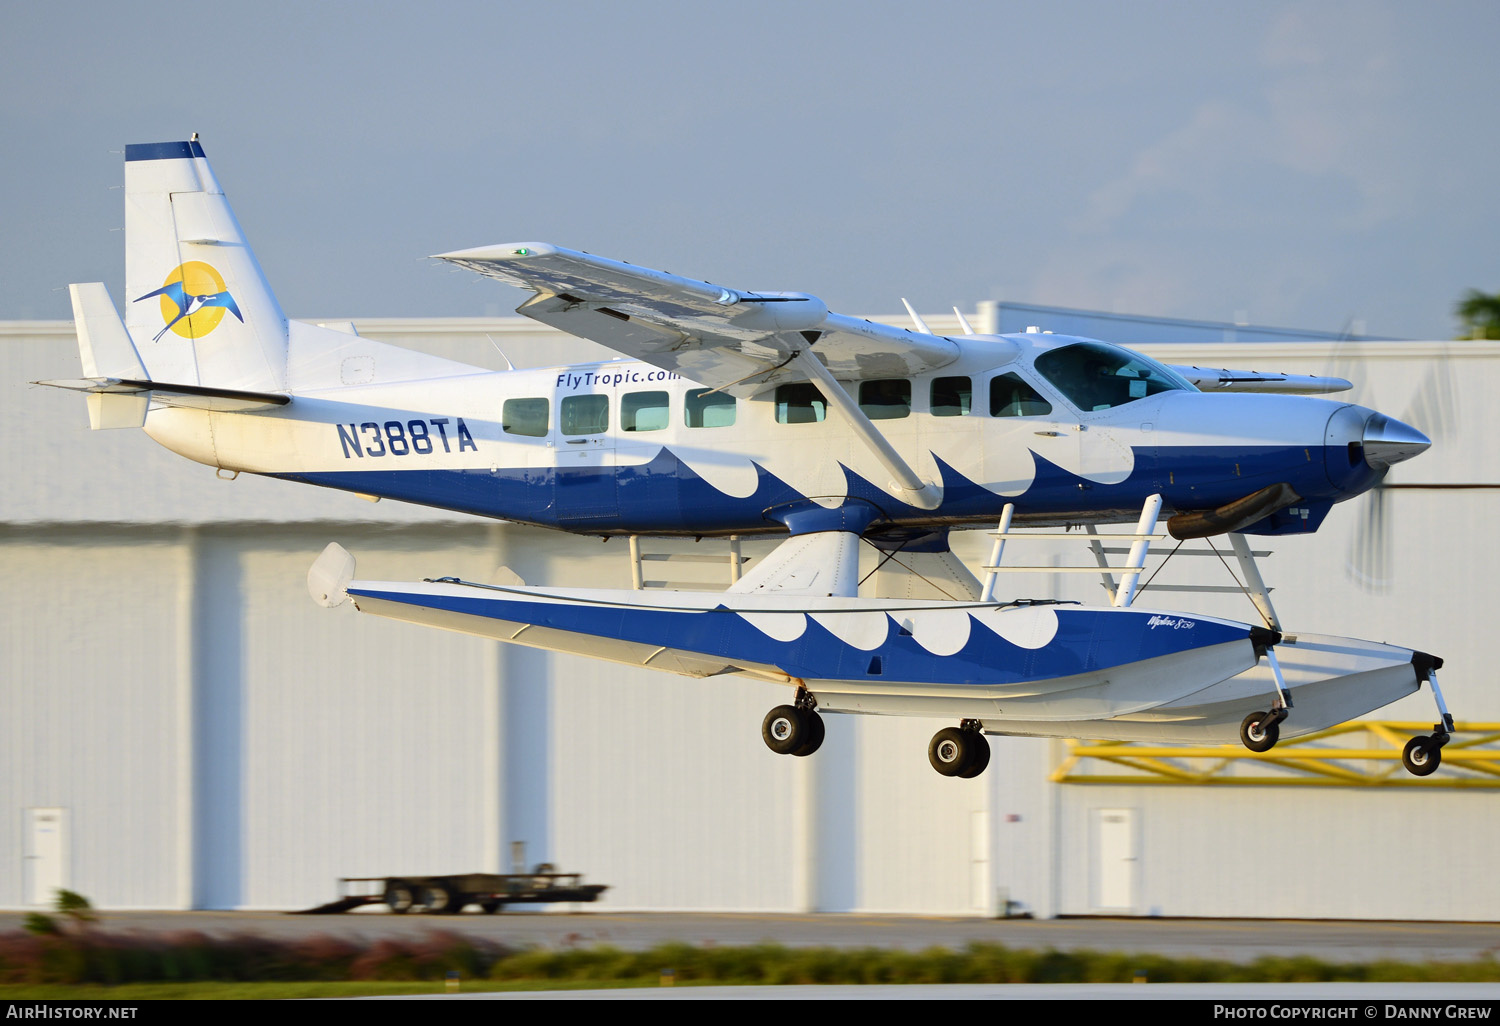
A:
[{"xmin": 142, "ymin": 334, "xmax": 1387, "ymax": 538}]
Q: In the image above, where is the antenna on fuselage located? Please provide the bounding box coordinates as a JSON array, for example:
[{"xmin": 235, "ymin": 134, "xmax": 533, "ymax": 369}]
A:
[
  {"xmin": 953, "ymin": 307, "xmax": 975, "ymax": 335},
  {"xmin": 485, "ymin": 333, "xmax": 515, "ymax": 371},
  {"xmin": 901, "ymin": 299, "xmax": 933, "ymax": 335}
]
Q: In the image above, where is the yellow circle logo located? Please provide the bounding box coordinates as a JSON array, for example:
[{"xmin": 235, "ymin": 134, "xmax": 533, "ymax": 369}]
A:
[{"xmin": 133, "ymin": 262, "xmax": 244, "ymax": 342}]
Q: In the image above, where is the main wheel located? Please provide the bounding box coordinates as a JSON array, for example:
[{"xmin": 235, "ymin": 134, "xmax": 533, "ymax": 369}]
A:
[
  {"xmin": 384, "ymin": 879, "xmax": 415, "ymax": 914},
  {"xmin": 762, "ymin": 705, "xmax": 808, "ymax": 755},
  {"xmin": 1239, "ymin": 712, "xmax": 1279, "ymax": 753},
  {"xmin": 959, "ymin": 732, "xmax": 991, "ymax": 778},
  {"xmin": 929, "ymin": 726, "xmax": 972, "ymax": 777},
  {"xmin": 793, "ymin": 711, "xmax": 825, "ymax": 757},
  {"xmin": 1402, "ymin": 735, "xmax": 1442, "ymax": 776}
]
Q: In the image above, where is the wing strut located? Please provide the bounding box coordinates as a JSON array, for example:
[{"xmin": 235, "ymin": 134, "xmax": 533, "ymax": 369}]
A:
[{"xmin": 791, "ymin": 351, "xmax": 941, "ymax": 510}]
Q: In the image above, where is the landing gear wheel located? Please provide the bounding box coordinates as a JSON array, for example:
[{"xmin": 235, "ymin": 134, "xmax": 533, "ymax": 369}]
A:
[
  {"xmin": 384, "ymin": 880, "xmax": 414, "ymax": 914},
  {"xmin": 1402, "ymin": 735, "xmax": 1442, "ymax": 777},
  {"xmin": 958, "ymin": 733, "xmax": 991, "ymax": 778},
  {"xmin": 793, "ymin": 711, "xmax": 825, "ymax": 757},
  {"xmin": 762, "ymin": 705, "xmax": 808, "ymax": 755},
  {"xmin": 929, "ymin": 727, "xmax": 973, "ymax": 777},
  {"xmin": 1240, "ymin": 712, "xmax": 1280, "ymax": 753}
]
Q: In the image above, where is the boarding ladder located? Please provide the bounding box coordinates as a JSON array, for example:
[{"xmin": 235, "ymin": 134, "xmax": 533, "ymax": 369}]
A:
[
  {"xmin": 978, "ymin": 495, "xmax": 1281, "ymax": 631},
  {"xmin": 627, "ymin": 535, "xmax": 751, "ymax": 591}
]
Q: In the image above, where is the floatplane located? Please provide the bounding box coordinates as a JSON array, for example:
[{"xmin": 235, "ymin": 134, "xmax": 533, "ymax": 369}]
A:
[{"xmin": 41, "ymin": 138, "xmax": 1454, "ymax": 776}]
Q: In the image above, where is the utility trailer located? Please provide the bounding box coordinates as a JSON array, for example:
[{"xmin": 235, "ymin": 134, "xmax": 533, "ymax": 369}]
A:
[{"xmin": 300, "ymin": 871, "xmax": 608, "ymax": 914}]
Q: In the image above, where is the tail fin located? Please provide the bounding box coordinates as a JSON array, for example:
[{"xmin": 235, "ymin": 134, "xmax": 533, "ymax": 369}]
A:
[{"xmin": 123, "ymin": 138, "xmax": 288, "ymax": 392}]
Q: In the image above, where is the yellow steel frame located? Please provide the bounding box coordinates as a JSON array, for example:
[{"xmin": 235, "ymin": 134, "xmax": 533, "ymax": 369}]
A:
[{"xmin": 1051, "ymin": 722, "xmax": 1500, "ymax": 787}]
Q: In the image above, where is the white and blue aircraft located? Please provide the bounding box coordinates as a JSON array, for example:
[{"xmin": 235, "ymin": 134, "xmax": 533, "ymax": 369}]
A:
[{"xmin": 41, "ymin": 139, "xmax": 1454, "ymax": 776}]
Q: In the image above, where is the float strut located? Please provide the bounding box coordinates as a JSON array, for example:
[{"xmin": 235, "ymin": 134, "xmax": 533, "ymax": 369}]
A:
[
  {"xmin": 1264, "ymin": 646, "xmax": 1293, "ymax": 712},
  {"xmin": 1424, "ymin": 664, "xmax": 1454, "ymax": 745}
]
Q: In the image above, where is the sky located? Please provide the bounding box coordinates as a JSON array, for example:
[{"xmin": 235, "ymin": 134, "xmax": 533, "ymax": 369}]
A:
[{"xmin": 2, "ymin": 0, "xmax": 1498, "ymax": 338}]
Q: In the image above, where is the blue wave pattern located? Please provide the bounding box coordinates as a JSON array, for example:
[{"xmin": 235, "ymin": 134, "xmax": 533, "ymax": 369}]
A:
[
  {"xmin": 345, "ymin": 586, "xmax": 1253, "ymax": 686},
  {"xmin": 276, "ymin": 440, "xmax": 1358, "ymax": 536}
]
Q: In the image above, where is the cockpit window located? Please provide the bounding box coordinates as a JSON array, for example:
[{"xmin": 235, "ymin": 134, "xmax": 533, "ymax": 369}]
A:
[{"xmin": 1032, "ymin": 341, "xmax": 1195, "ymax": 412}]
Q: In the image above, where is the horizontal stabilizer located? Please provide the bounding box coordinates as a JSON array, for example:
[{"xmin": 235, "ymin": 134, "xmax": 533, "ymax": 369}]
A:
[{"xmin": 34, "ymin": 376, "xmax": 290, "ymax": 414}]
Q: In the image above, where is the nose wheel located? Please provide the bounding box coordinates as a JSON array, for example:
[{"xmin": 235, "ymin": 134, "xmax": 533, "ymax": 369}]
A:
[
  {"xmin": 928, "ymin": 721, "xmax": 990, "ymax": 778},
  {"xmin": 1239, "ymin": 644, "xmax": 1293, "ymax": 753},
  {"xmin": 1402, "ymin": 734, "xmax": 1446, "ymax": 776},
  {"xmin": 1239, "ymin": 709, "xmax": 1286, "ymax": 752},
  {"xmin": 1401, "ymin": 654, "xmax": 1453, "ymax": 777}
]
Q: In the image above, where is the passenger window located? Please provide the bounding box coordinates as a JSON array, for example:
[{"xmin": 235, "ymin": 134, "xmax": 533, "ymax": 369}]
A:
[
  {"xmin": 990, "ymin": 373, "xmax": 1053, "ymax": 418},
  {"xmin": 685, "ymin": 388, "xmax": 737, "ymax": 428},
  {"xmin": 775, "ymin": 383, "xmax": 827, "ymax": 424},
  {"xmin": 502, "ymin": 397, "xmax": 549, "ymax": 437},
  {"xmin": 859, "ymin": 379, "xmax": 911, "ymax": 420},
  {"xmin": 930, "ymin": 376, "xmax": 971, "ymax": 417},
  {"xmin": 621, "ymin": 390, "xmax": 670, "ymax": 432},
  {"xmin": 560, "ymin": 394, "xmax": 609, "ymax": 435}
]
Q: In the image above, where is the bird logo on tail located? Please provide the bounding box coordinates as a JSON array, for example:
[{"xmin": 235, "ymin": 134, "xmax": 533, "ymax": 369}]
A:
[{"xmin": 134, "ymin": 262, "xmax": 244, "ymax": 341}]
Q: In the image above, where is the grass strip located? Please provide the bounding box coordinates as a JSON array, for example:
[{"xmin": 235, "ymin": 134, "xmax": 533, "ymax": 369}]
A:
[{"xmin": 2, "ymin": 931, "xmax": 1497, "ymax": 990}]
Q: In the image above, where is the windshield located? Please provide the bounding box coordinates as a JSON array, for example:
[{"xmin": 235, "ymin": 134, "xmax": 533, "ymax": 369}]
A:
[{"xmin": 1032, "ymin": 341, "xmax": 1195, "ymax": 412}]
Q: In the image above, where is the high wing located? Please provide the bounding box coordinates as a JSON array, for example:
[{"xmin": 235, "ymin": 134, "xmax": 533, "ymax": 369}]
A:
[
  {"xmin": 436, "ymin": 243, "xmax": 960, "ymax": 396},
  {"xmin": 1167, "ymin": 365, "xmax": 1351, "ymax": 395}
]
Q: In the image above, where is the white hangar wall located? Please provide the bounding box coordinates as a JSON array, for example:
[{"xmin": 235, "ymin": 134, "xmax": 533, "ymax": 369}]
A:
[{"xmin": 2, "ymin": 315, "xmax": 1496, "ymax": 919}]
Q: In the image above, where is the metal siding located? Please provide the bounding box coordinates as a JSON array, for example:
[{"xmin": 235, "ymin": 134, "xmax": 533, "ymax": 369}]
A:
[
  {"xmin": 534, "ymin": 532, "xmax": 802, "ymax": 911},
  {"xmin": 547, "ymin": 657, "xmax": 802, "ymax": 910},
  {"xmin": 988, "ymin": 737, "xmax": 1063, "ymax": 919},
  {"xmin": 233, "ymin": 530, "xmax": 495, "ymax": 909},
  {"xmin": 0, "ymin": 535, "xmax": 184, "ymax": 908},
  {"xmin": 853, "ymin": 716, "xmax": 984, "ymax": 913},
  {"xmin": 1054, "ymin": 785, "xmax": 1500, "ymax": 920}
]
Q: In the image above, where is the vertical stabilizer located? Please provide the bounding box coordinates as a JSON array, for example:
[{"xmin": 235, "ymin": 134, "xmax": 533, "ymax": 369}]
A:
[{"xmin": 123, "ymin": 139, "xmax": 288, "ymax": 392}]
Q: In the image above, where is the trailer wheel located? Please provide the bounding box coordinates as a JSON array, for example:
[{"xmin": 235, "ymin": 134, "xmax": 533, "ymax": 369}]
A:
[
  {"xmin": 480, "ymin": 900, "xmax": 501, "ymax": 914},
  {"xmin": 384, "ymin": 880, "xmax": 415, "ymax": 914},
  {"xmin": 421, "ymin": 882, "xmax": 461, "ymax": 914}
]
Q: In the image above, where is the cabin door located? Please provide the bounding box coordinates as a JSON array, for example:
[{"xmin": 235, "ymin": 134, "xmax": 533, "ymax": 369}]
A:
[{"xmin": 553, "ymin": 384, "xmax": 618, "ymax": 521}]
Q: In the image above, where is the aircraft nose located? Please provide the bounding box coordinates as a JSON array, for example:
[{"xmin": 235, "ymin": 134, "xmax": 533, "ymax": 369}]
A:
[{"xmin": 1361, "ymin": 413, "xmax": 1430, "ymax": 469}]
